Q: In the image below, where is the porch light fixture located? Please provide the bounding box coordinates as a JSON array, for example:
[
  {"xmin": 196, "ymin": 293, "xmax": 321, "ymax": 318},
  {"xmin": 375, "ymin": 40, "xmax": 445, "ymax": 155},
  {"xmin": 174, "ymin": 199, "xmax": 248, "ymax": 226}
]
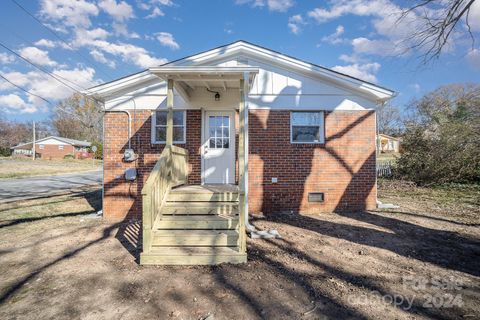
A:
[{"xmin": 207, "ymin": 88, "xmax": 220, "ymax": 101}]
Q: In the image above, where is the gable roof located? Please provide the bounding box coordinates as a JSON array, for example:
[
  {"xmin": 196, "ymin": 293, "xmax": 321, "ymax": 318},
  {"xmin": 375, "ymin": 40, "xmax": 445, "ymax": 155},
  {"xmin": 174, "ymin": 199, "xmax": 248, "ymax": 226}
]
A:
[
  {"xmin": 12, "ymin": 136, "xmax": 91, "ymax": 149},
  {"xmin": 84, "ymin": 40, "xmax": 395, "ymax": 102}
]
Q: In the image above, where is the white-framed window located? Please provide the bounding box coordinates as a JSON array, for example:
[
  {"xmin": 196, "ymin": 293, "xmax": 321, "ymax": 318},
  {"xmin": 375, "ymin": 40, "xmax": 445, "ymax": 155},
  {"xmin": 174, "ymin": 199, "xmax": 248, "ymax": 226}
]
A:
[
  {"xmin": 151, "ymin": 110, "xmax": 186, "ymax": 144},
  {"xmin": 58, "ymin": 145, "xmax": 64, "ymax": 150},
  {"xmin": 39, "ymin": 144, "xmax": 45, "ymax": 150},
  {"xmin": 290, "ymin": 111, "xmax": 325, "ymax": 144}
]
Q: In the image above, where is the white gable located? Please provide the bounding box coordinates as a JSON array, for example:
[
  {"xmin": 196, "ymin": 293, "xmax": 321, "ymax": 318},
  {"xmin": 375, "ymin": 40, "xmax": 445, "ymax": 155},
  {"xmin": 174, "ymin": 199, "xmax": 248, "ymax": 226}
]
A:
[
  {"xmin": 36, "ymin": 138, "xmax": 67, "ymax": 145},
  {"xmin": 88, "ymin": 41, "xmax": 394, "ymax": 111}
]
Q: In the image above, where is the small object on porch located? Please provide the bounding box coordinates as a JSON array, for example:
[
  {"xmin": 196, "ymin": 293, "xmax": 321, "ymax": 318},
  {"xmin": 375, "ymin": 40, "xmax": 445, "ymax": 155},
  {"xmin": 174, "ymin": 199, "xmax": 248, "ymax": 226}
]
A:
[
  {"xmin": 124, "ymin": 168, "xmax": 137, "ymax": 181},
  {"xmin": 376, "ymin": 199, "xmax": 400, "ymax": 209},
  {"xmin": 249, "ymin": 229, "xmax": 281, "ymax": 239}
]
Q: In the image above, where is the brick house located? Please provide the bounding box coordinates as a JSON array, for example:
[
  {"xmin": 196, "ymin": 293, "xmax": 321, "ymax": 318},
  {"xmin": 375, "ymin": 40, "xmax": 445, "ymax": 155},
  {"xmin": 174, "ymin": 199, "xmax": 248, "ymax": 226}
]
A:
[
  {"xmin": 12, "ymin": 136, "xmax": 91, "ymax": 160},
  {"xmin": 84, "ymin": 41, "xmax": 395, "ymax": 265}
]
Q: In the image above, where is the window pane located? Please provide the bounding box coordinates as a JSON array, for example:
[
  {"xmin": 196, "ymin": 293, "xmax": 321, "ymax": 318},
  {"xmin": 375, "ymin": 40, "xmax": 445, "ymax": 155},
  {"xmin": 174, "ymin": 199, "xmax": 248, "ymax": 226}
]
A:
[
  {"xmin": 156, "ymin": 111, "xmax": 167, "ymax": 126},
  {"xmin": 209, "ymin": 116, "xmax": 216, "ymax": 127},
  {"xmin": 292, "ymin": 126, "xmax": 320, "ymax": 142},
  {"xmin": 216, "ymin": 127, "xmax": 223, "ymax": 138},
  {"xmin": 156, "ymin": 127, "xmax": 166, "ymax": 142},
  {"xmin": 222, "ymin": 116, "xmax": 229, "ymax": 127},
  {"xmin": 292, "ymin": 112, "xmax": 322, "ymax": 126},
  {"xmin": 209, "ymin": 127, "xmax": 215, "ymax": 139},
  {"xmin": 215, "ymin": 138, "xmax": 223, "ymax": 148},
  {"xmin": 173, "ymin": 111, "xmax": 184, "ymax": 126},
  {"xmin": 173, "ymin": 127, "xmax": 184, "ymax": 142},
  {"xmin": 223, "ymin": 138, "xmax": 229, "ymax": 148},
  {"xmin": 222, "ymin": 127, "xmax": 229, "ymax": 138},
  {"xmin": 209, "ymin": 138, "xmax": 215, "ymax": 148},
  {"xmin": 215, "ymin": 116, "xmax": 222, "ymax": 127}
]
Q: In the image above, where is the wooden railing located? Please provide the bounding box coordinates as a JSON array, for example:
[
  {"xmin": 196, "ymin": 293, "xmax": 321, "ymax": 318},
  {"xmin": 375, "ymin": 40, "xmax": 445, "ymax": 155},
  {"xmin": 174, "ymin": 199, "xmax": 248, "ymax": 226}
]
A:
[{"xmin": 141, "ymin": 145, "xmax": 189, "ymax": 253}]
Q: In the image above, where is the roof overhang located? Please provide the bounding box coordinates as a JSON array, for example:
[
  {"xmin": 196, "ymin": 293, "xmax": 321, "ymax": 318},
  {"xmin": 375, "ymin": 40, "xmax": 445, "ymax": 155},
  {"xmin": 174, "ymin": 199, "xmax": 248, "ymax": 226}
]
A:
[{"xmin": 149, "ymin": 66, "xmax": 259, "ymax": 102}]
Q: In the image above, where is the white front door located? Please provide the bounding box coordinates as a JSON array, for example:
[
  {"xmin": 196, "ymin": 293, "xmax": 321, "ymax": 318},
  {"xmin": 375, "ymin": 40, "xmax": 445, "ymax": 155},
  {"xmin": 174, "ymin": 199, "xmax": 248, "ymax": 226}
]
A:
[{"xmin": 202, "ymin": 111, "xmax": 235, "ymax": 184}]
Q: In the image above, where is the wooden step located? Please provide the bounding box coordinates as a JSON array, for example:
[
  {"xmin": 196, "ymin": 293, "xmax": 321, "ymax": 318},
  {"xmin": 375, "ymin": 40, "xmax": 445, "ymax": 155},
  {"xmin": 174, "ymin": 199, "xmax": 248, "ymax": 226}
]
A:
[
  {"xmin": 140, "ymin": 247, "xmax": 247, "ymax": 265},
  {"xmin": 168, "ymin": 184, "xmax": 240, "ymax": 202},
  {"xmin": 167, "ymin": 192, "xmax": 239, "ymax": 202},
  {"xmin": 152, "ymin": 230, "xmax": 238, "ymax": 247},
  {"xmin": 155, "ymin": 215, "xmax": 238, "ymax": 230},
  {"xmin": 163, "ymin": 202, "xmax": 239, "ymax": 215}
]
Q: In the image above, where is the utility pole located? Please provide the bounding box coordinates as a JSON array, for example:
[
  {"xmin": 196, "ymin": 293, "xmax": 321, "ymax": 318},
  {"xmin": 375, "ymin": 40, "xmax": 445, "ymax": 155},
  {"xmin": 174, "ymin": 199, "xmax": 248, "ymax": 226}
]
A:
[{"xmin": 32, "ymin": 121, "xmax": 36, "ymax": 161}]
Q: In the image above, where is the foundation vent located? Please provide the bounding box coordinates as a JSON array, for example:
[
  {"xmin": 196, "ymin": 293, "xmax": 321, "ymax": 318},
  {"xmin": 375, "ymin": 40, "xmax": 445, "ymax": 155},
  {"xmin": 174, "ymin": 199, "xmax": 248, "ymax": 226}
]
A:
[{"xmin": 308, "ymin": 192, "xmax": 325, "ymax": 203}]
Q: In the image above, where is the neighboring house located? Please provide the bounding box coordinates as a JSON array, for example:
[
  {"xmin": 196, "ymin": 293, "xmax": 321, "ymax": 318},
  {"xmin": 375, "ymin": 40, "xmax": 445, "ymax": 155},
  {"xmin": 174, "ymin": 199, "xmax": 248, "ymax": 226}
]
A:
[
  {"xmin": 377, "ymin": 133, "xmax": 401, "ymax": 153},
  {"xmin": 84, "ymin": 41, "xmax": 395, "ymax": 265},
  {"xmin": 11, "ymin": 136, "xmax": 91, "ymax": 160}
]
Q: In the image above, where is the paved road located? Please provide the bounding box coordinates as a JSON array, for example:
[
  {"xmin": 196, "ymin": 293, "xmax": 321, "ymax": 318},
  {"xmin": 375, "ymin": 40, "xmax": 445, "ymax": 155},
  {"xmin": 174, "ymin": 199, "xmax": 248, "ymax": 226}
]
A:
[{"xmin": 0, "ymin": 170, "xmax": 102, "ymax": 203}]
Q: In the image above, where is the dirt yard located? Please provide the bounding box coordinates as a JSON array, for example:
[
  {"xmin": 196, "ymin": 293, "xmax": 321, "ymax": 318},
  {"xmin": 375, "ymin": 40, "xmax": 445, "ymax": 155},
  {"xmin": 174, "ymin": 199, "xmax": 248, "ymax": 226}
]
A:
[
  {"xmin": 0, "ymin": 158, "xmax": 102, "ymax": 179},
  {"xmin": 0, "ymin": 182, "xmax": 479, "ymax": 319}
]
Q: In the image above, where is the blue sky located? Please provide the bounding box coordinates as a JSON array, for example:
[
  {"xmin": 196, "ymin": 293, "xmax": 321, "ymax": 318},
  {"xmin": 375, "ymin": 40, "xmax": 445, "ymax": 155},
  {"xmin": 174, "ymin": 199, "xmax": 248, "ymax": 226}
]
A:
[{"xmin": 0, "ymin": 0, "xmax": 479, "ymax": 122}]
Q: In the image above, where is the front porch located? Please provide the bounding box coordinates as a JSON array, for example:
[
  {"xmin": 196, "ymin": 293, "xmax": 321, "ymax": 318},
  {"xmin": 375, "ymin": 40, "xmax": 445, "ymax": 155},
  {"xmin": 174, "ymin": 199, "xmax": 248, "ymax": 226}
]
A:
[{"xmin": 140, "ymin": 67, "xmax": 258, "ymax": 265}]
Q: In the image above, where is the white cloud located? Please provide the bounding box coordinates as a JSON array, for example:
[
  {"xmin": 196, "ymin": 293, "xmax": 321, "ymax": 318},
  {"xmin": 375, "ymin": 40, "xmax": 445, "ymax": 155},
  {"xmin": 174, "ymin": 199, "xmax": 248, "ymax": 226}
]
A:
[
  {"xmin": 467, "ymin": 48, "xmax": 480, "ymax": 70},
  {"xmin": 112, "ymin": 23, "xmax": 140, "ymax": 38},
  {"xmin": 0, "ymin": 53, "xmax": 15, "ymax": 64},
  {"xmin": 139, "ymin": 0, "xmax": 174, "ymax": 18},
  {"xmin": 332, "ymin": 62, "xmax": 381, "ymax": 83},
  {"xmin": 73, "ymin": 28, "xmax": 110, "ymax": 46},
  {"xmin": 90, "ymin": 49, "xmax": 116, "ymax": 68},
  {"xmin": 87, "ymin": 40, "xmax": 167, "ymax": 68},
  {"xmin": 0, "ymin": 67, "xmax": 99, "ymax": 104},
  {"xmin": 0, "ymin": 94, "xmax": 38, "ymax": 113},
  {"xmin": 351, "ymin": 37, "xmax": 403, "ymax": 56},
  {"xmin": 470, "ymin": 1, "xmax": 480, "ymax": 32},
  {"xmin": 39, "ymin": 0, "xmax": 99, "ymax": 28},
  {"xmin": 321, "ymin": 25, "xmax": 345, "ymax": 44},
  {"xmin": 19, "ymin": 47, "xmax": 57, "ymax": 66},
  {"xmin": 145, "ymin": 7, "xmax": 164, "ymax": 18},
  {"xmin": 288, "ymin": 14, "xmax": 305, "ymax": 34},
  {"xmin": 236, "ymin": 0, "xmax": 295, "ymax": 12},
  {"xmin": 98, "ymin": 0, "xmax": 134, "ymax": 22},
  {"xmin": 155, "ymin": 32, "xmax": 179, "ymax": 49},
  {"xmin": 34, "ymin": 39, "xmax": 56, "ymax": 48}
]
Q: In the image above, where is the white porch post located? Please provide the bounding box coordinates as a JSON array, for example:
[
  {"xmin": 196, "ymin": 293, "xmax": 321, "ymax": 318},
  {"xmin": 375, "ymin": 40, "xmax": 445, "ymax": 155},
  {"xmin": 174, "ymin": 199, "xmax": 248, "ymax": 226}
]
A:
[
  {"xmin": 166, "ymin": 79, "xmax": 174, "ymax": 147},
  {"xmin": 243, "ymin": 72, "xmax": 250, "ymax": 226}
]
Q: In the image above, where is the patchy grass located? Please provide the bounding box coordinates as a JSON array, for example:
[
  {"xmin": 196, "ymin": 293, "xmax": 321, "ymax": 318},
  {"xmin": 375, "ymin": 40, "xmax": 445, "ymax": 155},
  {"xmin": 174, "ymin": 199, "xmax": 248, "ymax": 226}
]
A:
[
  {"xmin": 0, "ymin": 185, "xmax": 479, "ymax": 319},
  {"xmin": 378, "ymin": 179, "xmax": 480, "ymax": 224},
  {"xmin": 0, "ymin": 157, "xmax": 102, "ymax": 179}
]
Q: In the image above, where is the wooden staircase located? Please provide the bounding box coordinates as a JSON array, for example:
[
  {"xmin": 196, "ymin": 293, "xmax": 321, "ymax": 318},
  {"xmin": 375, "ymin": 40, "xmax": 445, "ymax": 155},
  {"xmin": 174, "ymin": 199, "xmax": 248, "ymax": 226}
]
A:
[{"xmin": 140, "ymin": 185, "xmax": 247, "ymax": 265}]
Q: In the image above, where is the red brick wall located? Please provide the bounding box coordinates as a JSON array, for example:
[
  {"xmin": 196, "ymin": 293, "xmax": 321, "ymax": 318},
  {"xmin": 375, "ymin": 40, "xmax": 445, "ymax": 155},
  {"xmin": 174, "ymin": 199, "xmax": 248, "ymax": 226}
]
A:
[
  {"xmin": 35, "ymin": 144, "xmax": 75, "ymax": 160},
  {"xmin": 103, "ymin": 108, "xmax": 376, "ymax": 220},
  {"xmin": 103, "ymin": 110, "xmax": 202, "ymax": 220},
  {"xmin": 248, "ymin": 109, "xmax": 377, "ymax": 214}
]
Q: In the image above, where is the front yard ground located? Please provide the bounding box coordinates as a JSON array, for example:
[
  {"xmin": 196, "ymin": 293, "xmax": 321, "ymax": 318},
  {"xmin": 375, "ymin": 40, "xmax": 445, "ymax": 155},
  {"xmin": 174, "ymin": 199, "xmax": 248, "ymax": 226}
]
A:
[
  {"xmin": 0, "ymin": 182, "xmax": 478, "ymax": 319},
  {"xmin": 0, "ymin": 157, "xmax": 102, "ymax": 179}
]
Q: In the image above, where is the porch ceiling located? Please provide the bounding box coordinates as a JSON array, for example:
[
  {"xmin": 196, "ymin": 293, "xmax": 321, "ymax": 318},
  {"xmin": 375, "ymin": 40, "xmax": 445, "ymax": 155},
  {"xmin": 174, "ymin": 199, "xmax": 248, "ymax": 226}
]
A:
[{"xmin": 149, "ymin": 66, "xmax": 258, "ymax": 92}]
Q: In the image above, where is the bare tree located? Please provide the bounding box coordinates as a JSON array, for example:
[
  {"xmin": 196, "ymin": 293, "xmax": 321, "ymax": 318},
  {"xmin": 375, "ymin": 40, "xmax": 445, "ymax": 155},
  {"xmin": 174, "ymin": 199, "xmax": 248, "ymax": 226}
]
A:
[
  {"xmin": 377, "ymin": 102, "xmax": 402, "ymax": 136},
  {"xmin": 51, "ymin": 93, "xmax": 102, "ymax": 143},
  {"xmin": 399, "ymin": 0, "xmax": 477, "ymax": 62}
]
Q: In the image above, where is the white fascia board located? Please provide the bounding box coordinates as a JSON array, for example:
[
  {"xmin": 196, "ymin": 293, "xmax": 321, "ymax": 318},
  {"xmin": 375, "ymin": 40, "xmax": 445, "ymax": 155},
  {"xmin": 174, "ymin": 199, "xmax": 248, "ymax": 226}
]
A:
[
  {"xmin": 83, "ymin": 70, "xmax": 154, "ymax": 98},
  {"xmin": 149, "ymin": 66, "xmax": 259, "ymax": 75}
]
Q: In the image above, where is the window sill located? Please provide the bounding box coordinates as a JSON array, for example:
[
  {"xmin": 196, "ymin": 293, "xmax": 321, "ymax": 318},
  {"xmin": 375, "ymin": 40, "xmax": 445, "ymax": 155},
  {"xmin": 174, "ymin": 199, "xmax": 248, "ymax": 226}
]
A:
[{"xmin": 152, "ymin": 141, "xmax": 186, "ymax": 145}]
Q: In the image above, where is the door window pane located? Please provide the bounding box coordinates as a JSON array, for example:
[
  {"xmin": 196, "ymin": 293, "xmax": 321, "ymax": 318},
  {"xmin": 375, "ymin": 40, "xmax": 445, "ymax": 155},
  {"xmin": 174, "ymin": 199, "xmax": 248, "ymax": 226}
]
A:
[{"xmin": 208, "ymin": 115, "xmax": 230, "ymax": 149}]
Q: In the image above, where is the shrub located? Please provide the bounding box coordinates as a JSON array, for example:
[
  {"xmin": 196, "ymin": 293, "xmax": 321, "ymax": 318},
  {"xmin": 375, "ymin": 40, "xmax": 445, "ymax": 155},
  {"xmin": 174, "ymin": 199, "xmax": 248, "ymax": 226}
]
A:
[
  {"xmin": 396, "ymin": 84, "xmax": 480, "ymax": 185},
  {"xmin": 64, "ymin": 154, "xmax": 74, "ymax": 160}
]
